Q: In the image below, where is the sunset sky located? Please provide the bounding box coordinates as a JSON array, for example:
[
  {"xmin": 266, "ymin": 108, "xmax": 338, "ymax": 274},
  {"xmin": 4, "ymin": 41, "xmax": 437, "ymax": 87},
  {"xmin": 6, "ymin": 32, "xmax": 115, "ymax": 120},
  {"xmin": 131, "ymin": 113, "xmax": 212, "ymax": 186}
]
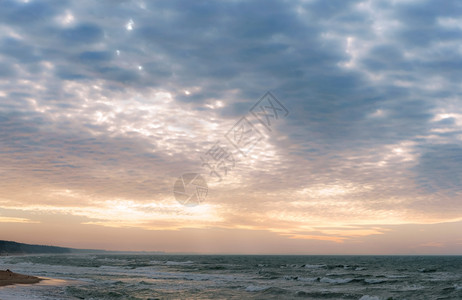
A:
[{"xmin": 0, "ymin": 0, "xmax": 461, "ymax": 254}]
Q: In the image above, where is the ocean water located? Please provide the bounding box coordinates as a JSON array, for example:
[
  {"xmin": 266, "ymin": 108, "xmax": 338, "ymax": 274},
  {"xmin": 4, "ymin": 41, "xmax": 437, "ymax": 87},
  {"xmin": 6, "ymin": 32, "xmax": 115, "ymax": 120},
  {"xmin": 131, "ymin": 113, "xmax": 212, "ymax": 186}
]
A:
[{"xmin": 0, "ymin": 255, "xmax": 461, "ymax": 299}]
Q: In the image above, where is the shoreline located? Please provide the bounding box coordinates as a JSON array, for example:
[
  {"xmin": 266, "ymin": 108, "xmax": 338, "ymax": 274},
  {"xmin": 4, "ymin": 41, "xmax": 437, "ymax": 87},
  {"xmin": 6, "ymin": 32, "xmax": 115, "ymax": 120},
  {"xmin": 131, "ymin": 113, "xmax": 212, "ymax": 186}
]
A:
[{"xmin": 0, "ymin": 270, "xmax": 42, "ymax": 287}]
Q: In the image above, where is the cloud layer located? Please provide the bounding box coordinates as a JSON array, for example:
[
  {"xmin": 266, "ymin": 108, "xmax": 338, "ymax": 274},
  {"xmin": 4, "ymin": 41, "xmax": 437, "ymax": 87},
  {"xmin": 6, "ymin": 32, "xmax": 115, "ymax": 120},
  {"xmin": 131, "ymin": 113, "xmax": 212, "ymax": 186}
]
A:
[{"xmin": 0, "ymin": 0, "xmax": 461, "ymax": 253}]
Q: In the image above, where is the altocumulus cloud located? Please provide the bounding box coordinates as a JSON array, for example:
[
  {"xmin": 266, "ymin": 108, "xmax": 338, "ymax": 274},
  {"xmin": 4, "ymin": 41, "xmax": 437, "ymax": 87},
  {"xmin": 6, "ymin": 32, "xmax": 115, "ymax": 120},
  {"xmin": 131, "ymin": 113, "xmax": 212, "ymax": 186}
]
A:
[{"xmin": 0, "ymin": 0, "xmax": 461, "ymax": 245}]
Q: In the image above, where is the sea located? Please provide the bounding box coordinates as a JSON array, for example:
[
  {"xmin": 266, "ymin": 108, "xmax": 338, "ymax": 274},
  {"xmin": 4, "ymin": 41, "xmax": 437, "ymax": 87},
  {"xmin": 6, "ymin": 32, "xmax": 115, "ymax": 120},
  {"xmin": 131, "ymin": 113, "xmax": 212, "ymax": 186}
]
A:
[{"xmin": 0, "ymin": 254, "xmax": 461, "ymax": 299}]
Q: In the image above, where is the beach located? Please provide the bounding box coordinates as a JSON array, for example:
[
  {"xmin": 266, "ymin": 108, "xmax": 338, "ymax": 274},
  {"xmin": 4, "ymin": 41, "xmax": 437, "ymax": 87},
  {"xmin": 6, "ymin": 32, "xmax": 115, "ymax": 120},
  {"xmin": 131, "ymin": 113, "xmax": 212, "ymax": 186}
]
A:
[
  {"xmin": 0, "ymin": 270, "xmax": 41, "ymax": 287},
  {"xmin": 0, "ymin": 254, "xmax": 461, "ymax": 299}
]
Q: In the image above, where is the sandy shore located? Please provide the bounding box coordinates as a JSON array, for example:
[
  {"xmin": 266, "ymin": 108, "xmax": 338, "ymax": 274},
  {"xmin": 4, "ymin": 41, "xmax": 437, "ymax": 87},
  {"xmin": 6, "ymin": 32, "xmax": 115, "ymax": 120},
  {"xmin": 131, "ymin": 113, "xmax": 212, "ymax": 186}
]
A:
[{"xmin": 0, "ymin": 270, "xmax": 42, "ymax": 287}]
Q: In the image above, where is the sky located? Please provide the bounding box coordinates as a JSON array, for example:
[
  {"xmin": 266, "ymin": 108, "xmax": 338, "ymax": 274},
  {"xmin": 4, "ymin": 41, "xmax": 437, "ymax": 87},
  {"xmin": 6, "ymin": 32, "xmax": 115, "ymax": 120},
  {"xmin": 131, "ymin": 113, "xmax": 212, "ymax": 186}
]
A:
[{"xmin": 0, "ymin": 0, "xmax": 461, "ymax": 254}]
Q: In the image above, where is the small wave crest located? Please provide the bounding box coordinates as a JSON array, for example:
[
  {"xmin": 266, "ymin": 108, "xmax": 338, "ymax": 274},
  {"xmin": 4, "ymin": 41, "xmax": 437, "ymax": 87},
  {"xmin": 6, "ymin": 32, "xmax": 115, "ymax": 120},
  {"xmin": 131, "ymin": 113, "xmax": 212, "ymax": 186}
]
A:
[
  {"xmin": 283, "ymin": 275, "xmax": 319, "ymax": 282},
  {"xmin": 245, "ymin": 285, "xmax": 269, "ymax": 292},
  {"xmin": 165, "ymin": 260, "xmax": 194, "ymax": 266},
  {"xmin": 303, "ymin": 264, "xmax": 327, "ymax": 269},
  {"xmin": 359, "ymin": 296, "xmax": 381, "ymax": 300},
  {"xmin": 364, "ymin": 278, "xmax": 386, "ymax": 284},
  {"xmin": 320, "ymin": 277, "xmax": 354, "ymax": 284}
]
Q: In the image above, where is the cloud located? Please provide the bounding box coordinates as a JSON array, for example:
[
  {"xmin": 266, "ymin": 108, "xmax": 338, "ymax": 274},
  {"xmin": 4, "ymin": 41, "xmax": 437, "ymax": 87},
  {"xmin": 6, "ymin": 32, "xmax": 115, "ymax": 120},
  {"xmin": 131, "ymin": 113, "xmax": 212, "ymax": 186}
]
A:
[
  {"xmin": 0, "ymin": 216, "xmax": 38, "ymax": 224},
  {"xmin": 414, "ymin": 144, "xmax": 462, "ymax": 196},
  {"xmin": 0, "ymin": 0, "xmax": 461, "ymax": 252}
]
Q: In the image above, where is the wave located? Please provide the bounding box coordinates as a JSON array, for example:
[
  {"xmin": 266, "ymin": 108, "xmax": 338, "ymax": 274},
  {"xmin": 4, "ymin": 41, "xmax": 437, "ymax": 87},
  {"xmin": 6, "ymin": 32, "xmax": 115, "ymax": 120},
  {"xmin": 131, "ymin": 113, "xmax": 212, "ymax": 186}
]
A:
[
  {"xmin": 297, "ymin": 276, "xmax": 320, "ymax": 282},
  {"xmin": 359, "ymin": 296, "xmax": 380, "ymax": 300},
  {"xmin": 2, "ymin": 254, "xmax": 461, "ymax": 299},
  {"xmin": 418, "ymin": 268, "xmax": 437, "ymax": 273},
  {"xmin": 364, "ymin": 278, "xmax": 386, "ymax": 284},
  {"xmin": 385, "ymin": 274, "xmax": 408, "ymax": 279},
  {"xmin": 165, "ymin": 260, "xmax": 194, "ymax": 266},
  {"xmin": 295, "ymin": 290, "xmax": 351, "ymax": 298},
  {"xmin": 245, "ymin": 285, "xmax": 269, "ymax": 292},
  {"xmin": 244, "ymin": 285, "xmax": 290, "ymax": 296},
  {"xmin": 319, "ymin": 277, "xmax": 354, "ymax": 284},
  {"xmin": 318, "ymin": 277, "xmax": 389, "ymax": 285},
  {"xmin": 282, "ymin": 275, "xmax": 319, "ymax": 282},
  {"xmin": 303, "ymin": 264, "xmax": 327, "ymax": 269}
]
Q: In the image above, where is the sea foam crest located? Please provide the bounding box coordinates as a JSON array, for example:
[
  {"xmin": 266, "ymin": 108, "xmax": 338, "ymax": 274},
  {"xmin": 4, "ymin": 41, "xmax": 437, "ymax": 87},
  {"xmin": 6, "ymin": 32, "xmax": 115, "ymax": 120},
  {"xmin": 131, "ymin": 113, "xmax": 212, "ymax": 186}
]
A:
[
  {"xmin": 245, "ymin": 285, "xmax": 269, "ymax": 292},
  {"xmin": 303, "ymin": 264, "xmax": 327, "ymax": 269},
  {"xmin": 165, "ymin": 260, "xmax": 194, "ymax": 266},
  {"xmin": 320, "ymin": 277, "xmax": 353, "ymax": 284},
  {"xmin": 359, "ymin": 296, "xmax": 380, "ymax": 300}
]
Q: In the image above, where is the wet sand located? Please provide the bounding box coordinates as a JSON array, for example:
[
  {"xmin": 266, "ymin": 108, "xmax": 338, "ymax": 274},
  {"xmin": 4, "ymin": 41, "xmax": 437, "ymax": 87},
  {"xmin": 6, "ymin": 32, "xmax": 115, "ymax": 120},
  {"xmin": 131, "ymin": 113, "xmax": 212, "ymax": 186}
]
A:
[{"xmin": 0, "ymin": 270, "xmax": 42, "ymax": 287}]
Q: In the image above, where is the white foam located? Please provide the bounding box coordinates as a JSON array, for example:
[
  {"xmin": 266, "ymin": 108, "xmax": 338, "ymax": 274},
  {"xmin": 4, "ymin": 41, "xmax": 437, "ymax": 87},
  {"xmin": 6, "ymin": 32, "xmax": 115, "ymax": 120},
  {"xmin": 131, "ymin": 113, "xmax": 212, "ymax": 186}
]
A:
[
  {"xmin": 96, "ymin": 257, "xmax": 128, "ymax": 264},
  {"xmin": 399, "ymin": 284, "xmax": 425, "ymax": 291},
  {"xmin": 320, "ymin": 277, "xmax": 352, "ymax": 284},
  {"xmin": 97, "ymin": 265, "xmax": 127, "ymax": 271},
  {"xmin": 304, "ymin": 264, "xmax": 327, "ymax": 269},
  {"xmin": 245, "ymin": 285, "xmax": 269, "ymax": 292},
  {"xmin": 0, "ymin": 278, "xmax": 76, "ymax": 300},
  {"xmin": 385, "ymin": 275, "xmax": 408, "ymax": 279},
  {"xmin": 257, "ymin": 264, "xmax": 267, "ymax": 267},
  {"xmin": 165, "ymin": 260, "xmax": 194, "ymax": 266},
  {"xmin": 359, "ymin": 296, "xmax": 380, "ymax": 300}
]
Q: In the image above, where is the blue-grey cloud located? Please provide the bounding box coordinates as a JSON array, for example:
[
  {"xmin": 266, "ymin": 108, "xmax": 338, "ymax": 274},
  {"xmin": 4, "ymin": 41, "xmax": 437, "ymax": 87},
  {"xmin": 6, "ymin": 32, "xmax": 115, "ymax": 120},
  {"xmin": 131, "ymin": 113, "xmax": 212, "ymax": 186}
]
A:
[
  {"xmin": 415, "ymin": 144, "xmax": 462, "ymax": 194},
  {"xmin": 0, "ymin": 0, "xmax": 461, "ymax": 242}
]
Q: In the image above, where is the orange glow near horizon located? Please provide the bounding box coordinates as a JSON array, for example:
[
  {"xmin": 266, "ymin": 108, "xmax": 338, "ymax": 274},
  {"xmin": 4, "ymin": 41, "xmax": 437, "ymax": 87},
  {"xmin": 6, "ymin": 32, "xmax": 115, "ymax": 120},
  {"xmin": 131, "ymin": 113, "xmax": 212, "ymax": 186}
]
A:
[{"xmin": 1, "ymin": 0, "xmax": 462, "ymax": 255}]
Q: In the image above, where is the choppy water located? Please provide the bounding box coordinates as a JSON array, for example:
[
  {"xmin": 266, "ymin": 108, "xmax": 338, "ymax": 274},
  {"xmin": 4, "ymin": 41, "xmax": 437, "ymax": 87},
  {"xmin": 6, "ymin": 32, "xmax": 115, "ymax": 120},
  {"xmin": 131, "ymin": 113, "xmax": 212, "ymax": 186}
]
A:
[{"xmin": 0, "ymin": 254, "xmax": 461, "ymax": 299}]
